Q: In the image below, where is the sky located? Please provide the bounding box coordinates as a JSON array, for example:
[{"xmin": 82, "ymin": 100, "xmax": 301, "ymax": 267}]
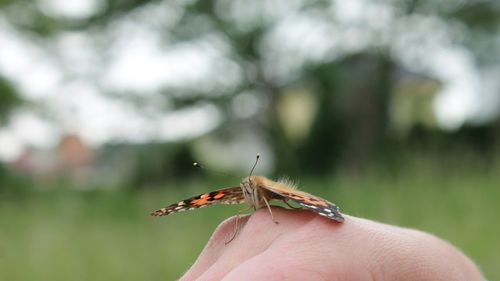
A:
[{"xmin": 0, "ymin": 0, "xmax": 496, "ymax": 161}]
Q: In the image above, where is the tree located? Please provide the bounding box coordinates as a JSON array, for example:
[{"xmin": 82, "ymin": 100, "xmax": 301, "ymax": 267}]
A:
[{"xmin": 2, "ymin": 0, "xmax": 500, "ymax": 176}]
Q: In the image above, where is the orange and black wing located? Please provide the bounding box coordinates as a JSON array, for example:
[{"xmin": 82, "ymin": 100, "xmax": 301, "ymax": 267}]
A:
[
  {"xmin": 263, "ymin": 184, "xmax": 344, "ymax": 222},
  {"xmin": 151, "ymin": 187, "xmax": 244, "ymax": 217}
]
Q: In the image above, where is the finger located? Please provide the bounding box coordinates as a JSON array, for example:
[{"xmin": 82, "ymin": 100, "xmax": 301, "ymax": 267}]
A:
[
  {"xmin": 221, "ymin": 250, "xmax": 351, "ymax": 281},
  {"xmin": 196, "ymin": 207, "xmax": 321, "ymax": 280},
  {"xmin": 271, "ymin": 215, "xmax": 484, "ymax": 281},
  {"xmin": 195, "ymin": 211, "xmax": 347, "ymax": 281},
  {"xmin": 180, "ymin": 215, "xmax": 250, "ymax": 281}
]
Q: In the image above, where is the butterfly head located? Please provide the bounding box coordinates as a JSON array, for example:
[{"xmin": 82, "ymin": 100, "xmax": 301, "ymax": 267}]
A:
[
  {"xmin": 241, "ymin": 176, "xmax": 256, "ymax": 193},
  {"xmin": 240, "ymin": 176, "xmax": 263, "ymax": 207}
]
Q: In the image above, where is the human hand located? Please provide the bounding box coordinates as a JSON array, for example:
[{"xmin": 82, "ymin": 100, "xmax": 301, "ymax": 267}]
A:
[{"xmin": 181, "ymin": 207, "xmax": 483, "ymax": 281}]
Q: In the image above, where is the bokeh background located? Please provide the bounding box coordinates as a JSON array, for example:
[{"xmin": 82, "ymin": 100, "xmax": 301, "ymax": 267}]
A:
[{"xmin": 0, "ymin": 0, "xmax": 499, "ymax": 280}]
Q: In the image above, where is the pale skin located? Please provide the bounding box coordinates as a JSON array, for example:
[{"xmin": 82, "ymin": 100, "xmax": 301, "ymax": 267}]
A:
[{"xmin": 181, "ymin": 207, "xmax": 483, "ymax": 281}]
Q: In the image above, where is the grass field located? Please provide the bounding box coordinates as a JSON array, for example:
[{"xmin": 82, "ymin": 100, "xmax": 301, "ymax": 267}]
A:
[{"xmin": 1, "ymin": 167, "xmax": 499, "ymax": 280}]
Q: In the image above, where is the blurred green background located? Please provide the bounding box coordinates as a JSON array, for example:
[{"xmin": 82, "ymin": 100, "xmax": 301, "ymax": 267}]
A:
[{"xmin": 1, "ymin": 0, "xmax": 499, "ymax": 280}]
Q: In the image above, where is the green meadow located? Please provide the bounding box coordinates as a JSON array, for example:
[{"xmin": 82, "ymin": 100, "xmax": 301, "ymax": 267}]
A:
[{"xmin": 1, "ymin": 167, "xmax": 499, "ymax": 280}]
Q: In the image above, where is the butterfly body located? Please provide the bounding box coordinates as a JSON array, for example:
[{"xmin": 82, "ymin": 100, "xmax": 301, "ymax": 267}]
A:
[{"xmin": 151, "ymin": 176, "xmax": 344, "ymax": 222}]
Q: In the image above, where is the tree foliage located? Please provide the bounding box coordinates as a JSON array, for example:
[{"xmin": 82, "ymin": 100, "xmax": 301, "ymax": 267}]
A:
[
  {"xmin": 1, "ymin": 0, "xmax": 500, "ymax": 176},
  {"xmin": 0, "ymin": 76, "xmax": 22, "ymax": 124}
]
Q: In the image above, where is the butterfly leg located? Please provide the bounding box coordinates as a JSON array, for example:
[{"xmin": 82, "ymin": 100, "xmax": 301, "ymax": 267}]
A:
[
  {"xmin": 225, "ymin": 206, "xmax": 252, "ymax": 244},
  {"xmin": 283, "ymin": 199, "xmax": 302, "ymax": 210},
  {"xmin": 262, "ymin": 197, "xmax": 279, "ymax": 224}
]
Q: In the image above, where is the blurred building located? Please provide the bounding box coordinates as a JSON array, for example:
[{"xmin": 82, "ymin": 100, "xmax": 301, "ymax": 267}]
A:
[
  {"xmin": 10, "ymin": 134, "xmax": 94, "ymax": 187},
  {"xmin": 56, "ymin": 134, "xmax": 94, "ymax": 185}
]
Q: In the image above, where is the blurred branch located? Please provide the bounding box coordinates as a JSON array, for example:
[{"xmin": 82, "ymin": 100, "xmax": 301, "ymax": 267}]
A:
[
  {"xmin": 0, "ymin": 75, "xmax": 23, "ymax": 124},
  {"xmin": 448, "ymin": 1, "xmax": 500, "ymax": 32},
  {"xmin": 405, "ymin": 0, "xmax": 420, "ymax": 14},
  {"xmin": 74, "ymin": 0, "xmax": 164, "ymax": 30}
]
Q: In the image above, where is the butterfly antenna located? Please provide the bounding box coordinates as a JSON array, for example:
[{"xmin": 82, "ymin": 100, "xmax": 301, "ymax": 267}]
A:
[
  {"xmin": 193, "ymin": 162, "xmax": 231, "ymax": 177},
  {"xmin": 248, "ymin": 153, "xmax": 260, "ymax": 177}
]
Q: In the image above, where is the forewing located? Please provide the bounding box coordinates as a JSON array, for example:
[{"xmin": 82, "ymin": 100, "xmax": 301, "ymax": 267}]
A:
[
  {"xmin": 263, "ymin": 184, "xmax": 344, "ymax": 222},
  {"xmin": 151, "ymin": 187, "xmax": 244, "ymax": 217}
]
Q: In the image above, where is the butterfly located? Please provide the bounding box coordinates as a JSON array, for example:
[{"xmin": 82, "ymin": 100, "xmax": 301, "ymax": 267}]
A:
[{"xmin": 151, "ymin": 155, "xmax": 344, "ymax": 225}]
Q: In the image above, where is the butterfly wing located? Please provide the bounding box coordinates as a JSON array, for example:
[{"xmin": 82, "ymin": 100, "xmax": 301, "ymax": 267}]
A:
[
  {"xmin": 262, "ymin": 182, "xmax": 344, "ymax": 222},
  {"xmin": 151, "ymin": 187, "xmax": 244, "ymax": 217}
]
